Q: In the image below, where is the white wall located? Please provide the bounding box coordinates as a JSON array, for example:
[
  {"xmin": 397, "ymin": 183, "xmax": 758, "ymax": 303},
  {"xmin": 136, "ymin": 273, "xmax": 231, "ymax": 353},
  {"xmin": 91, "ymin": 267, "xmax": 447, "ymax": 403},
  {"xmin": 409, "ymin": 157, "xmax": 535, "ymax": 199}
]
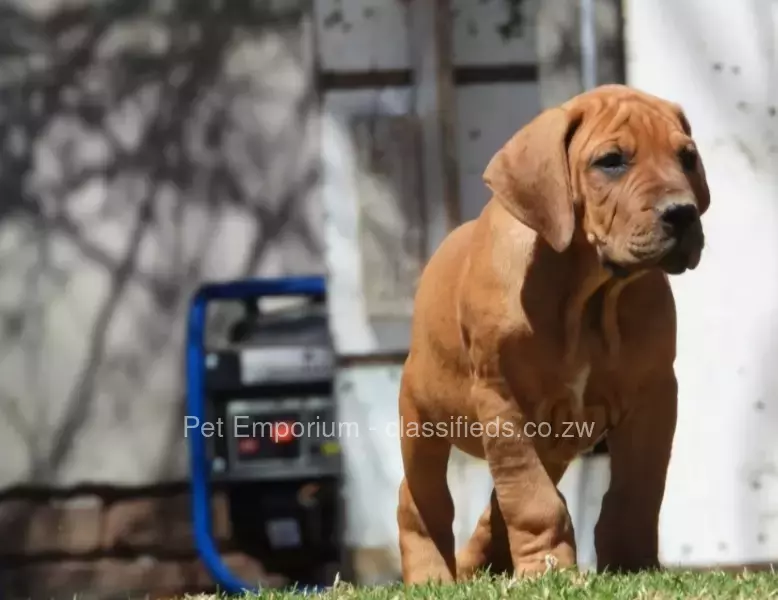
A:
[{"xmin": 624, "ymin": 0, "xmax": 778, "ymax": 567}]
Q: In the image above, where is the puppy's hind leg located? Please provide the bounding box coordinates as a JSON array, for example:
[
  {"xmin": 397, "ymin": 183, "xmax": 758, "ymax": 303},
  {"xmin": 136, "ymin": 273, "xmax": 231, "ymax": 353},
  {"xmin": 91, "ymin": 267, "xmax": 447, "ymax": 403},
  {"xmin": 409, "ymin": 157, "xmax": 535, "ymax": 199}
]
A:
[
  {"xmin": 456, "ymin": 489, "xmax": 512, "ymax": 580},
  {"xmin": 397, "ymin": 393, "xmax": 456, "ymax": 583}
]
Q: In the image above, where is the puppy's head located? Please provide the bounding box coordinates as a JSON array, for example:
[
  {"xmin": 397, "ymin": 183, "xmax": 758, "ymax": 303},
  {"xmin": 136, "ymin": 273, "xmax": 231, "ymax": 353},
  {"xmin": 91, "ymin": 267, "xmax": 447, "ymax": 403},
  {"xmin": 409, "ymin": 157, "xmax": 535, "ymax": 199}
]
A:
[{"xmin": 483, "ymin": 84, "xmax": 710, "ymax": 276}]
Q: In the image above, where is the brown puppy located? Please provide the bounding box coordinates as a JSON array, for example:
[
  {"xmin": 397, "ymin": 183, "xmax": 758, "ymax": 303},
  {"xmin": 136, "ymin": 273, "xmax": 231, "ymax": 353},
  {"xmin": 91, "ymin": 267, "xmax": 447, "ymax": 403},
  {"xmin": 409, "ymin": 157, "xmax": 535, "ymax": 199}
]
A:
[{"xmin": 396, "ymin": 84, "xmax": 710, "ymax": 583}]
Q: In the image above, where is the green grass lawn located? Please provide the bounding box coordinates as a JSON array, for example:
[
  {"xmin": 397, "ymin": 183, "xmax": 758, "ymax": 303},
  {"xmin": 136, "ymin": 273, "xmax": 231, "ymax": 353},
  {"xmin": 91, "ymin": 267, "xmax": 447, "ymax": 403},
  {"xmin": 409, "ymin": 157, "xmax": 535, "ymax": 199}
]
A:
[{"xmin": 187, "ymin": 569, "xmax": 778, "ymax": 600}]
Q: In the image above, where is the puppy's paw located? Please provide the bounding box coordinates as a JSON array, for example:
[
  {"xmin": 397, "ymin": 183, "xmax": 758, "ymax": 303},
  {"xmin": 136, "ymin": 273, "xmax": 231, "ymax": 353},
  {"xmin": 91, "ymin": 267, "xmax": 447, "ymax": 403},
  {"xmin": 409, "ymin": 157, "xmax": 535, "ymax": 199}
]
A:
[
  {"xmin": 511, "ymin": 545, "xmax": 576, "ymax": 578},
  {"xmin": 544, "ymin": 553, "xmax": 559, "ymax": 572}
]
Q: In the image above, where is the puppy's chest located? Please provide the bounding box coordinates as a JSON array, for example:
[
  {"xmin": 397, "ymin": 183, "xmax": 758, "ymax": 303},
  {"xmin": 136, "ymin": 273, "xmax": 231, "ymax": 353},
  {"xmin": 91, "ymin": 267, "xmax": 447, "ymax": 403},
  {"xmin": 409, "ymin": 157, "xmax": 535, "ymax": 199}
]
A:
[
  {"xmin": 521, "ymin": 332, "xmax": 619, "ymax": 452},
  {"xmin": 531, "ymin": 355, "xmax": 612, "ymax": 415},
  {"xmin": 527, "ymin": 360, "xmax": 614, "ymax": 460},
  {"xmin": 561, "ymin": 325, "xmax": 620, "ymax": 413}
]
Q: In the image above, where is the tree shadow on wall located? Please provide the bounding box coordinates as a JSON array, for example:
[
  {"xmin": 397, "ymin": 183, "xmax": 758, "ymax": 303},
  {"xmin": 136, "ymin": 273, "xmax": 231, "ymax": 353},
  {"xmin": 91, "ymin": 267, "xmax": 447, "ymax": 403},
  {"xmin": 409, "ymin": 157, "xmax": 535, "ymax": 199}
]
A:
[{"xmin": 0, "ymin": 0, "xmax": 322, "ymax": 595}]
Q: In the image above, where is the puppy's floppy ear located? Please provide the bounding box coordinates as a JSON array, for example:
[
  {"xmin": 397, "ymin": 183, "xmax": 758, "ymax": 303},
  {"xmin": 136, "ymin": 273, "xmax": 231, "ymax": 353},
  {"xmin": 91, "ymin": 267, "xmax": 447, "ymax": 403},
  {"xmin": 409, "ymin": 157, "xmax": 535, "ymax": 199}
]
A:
[
  {"xmin": 483, "ymin": 106, "xmax": 582, "ymax": 253},
  {"xmin": 676, "ymin": 106, "xmax": 711, "ymax": 215}
]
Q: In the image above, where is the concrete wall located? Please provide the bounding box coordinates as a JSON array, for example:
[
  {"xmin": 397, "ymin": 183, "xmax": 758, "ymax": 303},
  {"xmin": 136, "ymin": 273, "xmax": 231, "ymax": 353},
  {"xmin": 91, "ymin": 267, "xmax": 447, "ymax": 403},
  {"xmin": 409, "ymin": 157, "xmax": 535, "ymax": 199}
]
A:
[
  {"xmin": 0, "ymin": 0, "xmax": 323, "ymax": 489},
  {"xmin": 0, "ymin": 3, "xmax": 334, "ymax": 595}
]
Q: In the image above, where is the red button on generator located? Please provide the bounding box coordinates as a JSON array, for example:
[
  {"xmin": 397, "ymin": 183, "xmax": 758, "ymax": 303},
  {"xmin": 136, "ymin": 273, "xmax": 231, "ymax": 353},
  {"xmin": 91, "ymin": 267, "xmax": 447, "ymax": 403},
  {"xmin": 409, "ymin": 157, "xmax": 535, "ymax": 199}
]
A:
[{"xmin": 237, "ymin": 437, "xmax": 260, "ymax": 455}]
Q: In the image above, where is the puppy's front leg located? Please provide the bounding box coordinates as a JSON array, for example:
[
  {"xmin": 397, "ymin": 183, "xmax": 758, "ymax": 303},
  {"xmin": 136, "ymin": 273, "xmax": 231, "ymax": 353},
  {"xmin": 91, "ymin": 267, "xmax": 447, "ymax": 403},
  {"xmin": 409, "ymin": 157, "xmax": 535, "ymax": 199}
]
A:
[
  {"xmin": 473, "ymin": 379, "xmax": 577, "ymax": 574},
  {"xmin": 594, "ymin": 372, "xmax": 677, "ymax": 572},
  {"xmin": 397, "ymin": 381, "xmax": 456, "ymax": 583}
]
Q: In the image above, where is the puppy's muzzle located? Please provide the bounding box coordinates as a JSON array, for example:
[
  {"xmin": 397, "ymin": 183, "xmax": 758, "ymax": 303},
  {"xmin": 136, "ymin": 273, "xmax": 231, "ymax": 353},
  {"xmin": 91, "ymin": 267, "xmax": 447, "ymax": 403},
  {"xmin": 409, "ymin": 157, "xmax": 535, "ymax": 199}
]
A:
[{"xmin": 656, "ymin": 202, "xmax": 704, "ymax": 274}]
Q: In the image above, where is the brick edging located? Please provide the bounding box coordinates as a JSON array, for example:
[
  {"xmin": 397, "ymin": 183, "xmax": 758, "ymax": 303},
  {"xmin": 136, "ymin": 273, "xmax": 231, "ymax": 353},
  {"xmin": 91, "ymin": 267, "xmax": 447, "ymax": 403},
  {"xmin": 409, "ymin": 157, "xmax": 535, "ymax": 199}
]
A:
[{"xmin": 0, "ymin": 484, "xmax": 282, "ymax": 598}]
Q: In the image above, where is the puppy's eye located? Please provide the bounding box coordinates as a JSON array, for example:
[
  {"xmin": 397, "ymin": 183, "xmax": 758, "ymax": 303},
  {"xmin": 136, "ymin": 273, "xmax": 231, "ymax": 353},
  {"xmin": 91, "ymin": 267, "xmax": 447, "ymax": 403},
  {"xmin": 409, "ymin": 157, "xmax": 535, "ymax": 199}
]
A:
[
  {"xmin": 678, "ymin": 146, "xmax": 698, "ymax": 172},
  {"xmin": 592, "ymin": 151, "xmax": 629, "ymax": 172}
]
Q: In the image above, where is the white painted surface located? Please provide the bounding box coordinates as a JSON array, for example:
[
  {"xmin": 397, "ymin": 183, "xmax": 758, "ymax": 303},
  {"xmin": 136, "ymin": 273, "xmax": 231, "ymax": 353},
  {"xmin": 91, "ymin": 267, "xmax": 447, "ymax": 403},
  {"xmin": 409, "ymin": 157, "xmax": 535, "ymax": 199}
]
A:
[
  {"xmin": 313, "ymin": 0, "xmax": 541, "ymax": 72},
  {"xmin": 625, "ymin": 0, "xmax": 778, "ymax": 566},
  {"xmin": 313, "ymin": 0, "xmax": 409, "ymax": 71},
  {"xmin": 455, "ymin": 82, "xmax": 541, "ymax": 221},
  {"xmin": 319, "ymin": 87, "xmax": 415, "ymax": 356},
  {"xmin": 451, "ymin": 0, "xmax": 538, "ymax": 66},
  {"xmin": 558, "ymin": 455, "xmax": 610, "ymax": 570}
]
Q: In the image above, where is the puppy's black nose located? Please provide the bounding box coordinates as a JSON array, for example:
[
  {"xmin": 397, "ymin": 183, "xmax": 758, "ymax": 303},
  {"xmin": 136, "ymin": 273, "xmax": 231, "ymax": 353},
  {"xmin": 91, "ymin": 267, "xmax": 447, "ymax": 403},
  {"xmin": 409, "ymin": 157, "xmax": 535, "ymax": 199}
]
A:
[{"xmin": 660, "ymin": 203, "xmax": 699, "ymax": 237}]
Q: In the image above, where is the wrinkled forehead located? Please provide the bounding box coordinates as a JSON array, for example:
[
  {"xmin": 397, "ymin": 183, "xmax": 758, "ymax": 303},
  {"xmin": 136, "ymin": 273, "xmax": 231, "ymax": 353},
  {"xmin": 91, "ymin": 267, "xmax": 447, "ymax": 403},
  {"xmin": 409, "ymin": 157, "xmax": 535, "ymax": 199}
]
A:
[{"xmin": 571, "ymin": 95, "xmax": 689, "ymax": 157}]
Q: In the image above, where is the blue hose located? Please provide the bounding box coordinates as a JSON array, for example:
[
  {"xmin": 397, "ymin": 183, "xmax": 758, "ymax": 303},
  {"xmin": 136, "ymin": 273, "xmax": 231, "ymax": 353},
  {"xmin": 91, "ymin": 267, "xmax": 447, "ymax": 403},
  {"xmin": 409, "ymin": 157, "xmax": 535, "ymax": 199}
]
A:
[{"xmin": 186, "ymin": 276, "xmax": 327, "ymax": 595}]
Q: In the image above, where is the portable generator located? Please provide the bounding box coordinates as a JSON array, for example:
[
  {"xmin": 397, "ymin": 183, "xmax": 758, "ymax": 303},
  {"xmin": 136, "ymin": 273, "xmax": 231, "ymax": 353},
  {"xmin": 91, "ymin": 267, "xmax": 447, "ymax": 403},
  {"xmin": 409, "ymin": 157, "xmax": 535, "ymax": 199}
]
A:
[{"xmin": 186, "ymin": 276, "xmax": 343, "ymax": 594}]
